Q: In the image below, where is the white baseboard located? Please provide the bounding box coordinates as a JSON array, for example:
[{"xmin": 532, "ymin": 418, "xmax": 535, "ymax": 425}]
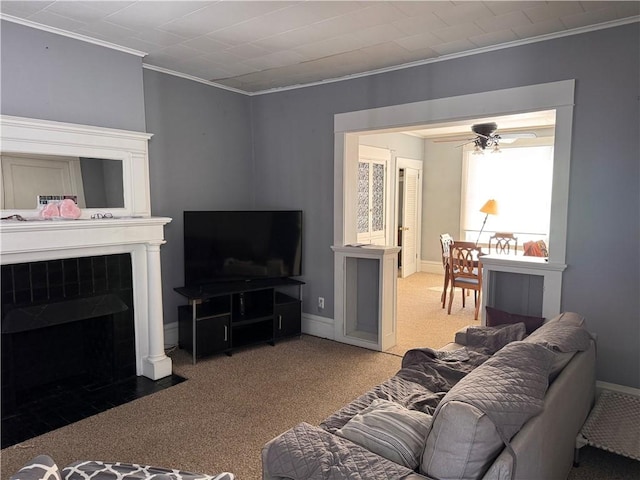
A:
[
  {"xmin": 302, "ymin": 312, "xmax": 335, "ymax": 340},
  {"xmin": 163, "ymin": 314, "xmax": 336, "ymax": 350},
  {"xmin": 596, "ymin": 381, "xmax": 640, "ymax": 397},
  {"xmin": 420, "ymin": 260, "xmax": 444, "ymax": 275}
]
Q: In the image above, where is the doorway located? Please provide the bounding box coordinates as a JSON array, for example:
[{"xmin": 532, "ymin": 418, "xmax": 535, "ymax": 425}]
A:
[{"xmin": 334, "ymin": 81, "xmax": 574, "ymax": 356}]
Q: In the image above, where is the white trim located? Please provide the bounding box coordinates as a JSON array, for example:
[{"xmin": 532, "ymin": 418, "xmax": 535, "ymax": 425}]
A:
[
  {"xmin": 421, "ymin": 260, "xmax": 444, "ymax": 275},
  {"xmin": 302, "ymin": 312, "xmax": 335, "ymax": 340},
  {"xmin": 0, "ymin": 14, "xmax": 146, "ymax": 58},
  {"xmin": 334, "ymin": 80, "xmax": 574, "ymax": 324},
  {"xmin": 3, "ymin": 12, "xmax": 635, "ymax": 97},
  {"xmin": 142, "ymin": 64, "xmax": 248, "ymax": 96},
  {"xmin": 252, "ymin": 17, "xmax": 638, "ymax": 96},
  {"xmin": 1, "ymin": 115, "xmax": 153, "ymax": 219}
]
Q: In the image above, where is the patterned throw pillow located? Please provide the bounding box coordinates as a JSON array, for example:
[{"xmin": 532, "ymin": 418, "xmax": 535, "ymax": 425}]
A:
[
  {"xmin": 10, "ymin": 455, "xmax": 61, "ymax": 480},
  {"xmin": 62, "ymin": 461, "xmax": 234, "ymax": 480},
  {"xmin": 336, "ymin": 398, "xmax": 433, "ymax": 469}
]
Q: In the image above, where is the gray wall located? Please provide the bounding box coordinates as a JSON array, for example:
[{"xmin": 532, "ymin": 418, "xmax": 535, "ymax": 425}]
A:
[
  {"xmin": 0, "ymin": 21, "xmax": 145, "ymax": 131},
  {"xmin": 250, "ymin": 24, "xmax": 639, "ymax": 388},
  {"xmin": 143, "ymin": 70, "xmax": 254, "ymax": 326},
  {"xmin": 2, "ymin": 19, "xmax": 638, "ymax": 388},
  {"xmin": 422, "ymin": 140, "xmax": 463, "ymax": 262}
]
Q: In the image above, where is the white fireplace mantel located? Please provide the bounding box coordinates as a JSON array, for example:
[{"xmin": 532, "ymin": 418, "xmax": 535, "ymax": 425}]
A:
[
  {"xmin": 1, "ymin": 217, "xmax": 173, "ymax": 380},
  {"xmin": 0, "ymin": 116, "xmax": 173, "ymax": 380}
]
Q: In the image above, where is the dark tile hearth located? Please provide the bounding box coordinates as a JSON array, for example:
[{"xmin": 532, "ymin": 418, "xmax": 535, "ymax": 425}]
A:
[{"xmin": 1, "ymin": 373, "xmax": 185, "ymax": 449}]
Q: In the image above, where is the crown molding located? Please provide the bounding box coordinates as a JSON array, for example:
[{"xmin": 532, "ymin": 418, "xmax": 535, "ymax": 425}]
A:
[
  {"xmin": 141, "ymin": 64, "xmax": 248, "ymax": 96},
  {"xmin": 0, "ymin": 13, "xmax": 147, "ymax": 58},
  {"xmin": 2, "ymin": 12, "xmax": 637, "ymax": 96}
]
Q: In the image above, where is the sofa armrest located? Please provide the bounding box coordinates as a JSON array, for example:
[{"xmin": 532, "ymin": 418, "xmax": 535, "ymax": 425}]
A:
[{"xmin": 454, "ymin": 326, "xmax": 471, "ymax": 346}]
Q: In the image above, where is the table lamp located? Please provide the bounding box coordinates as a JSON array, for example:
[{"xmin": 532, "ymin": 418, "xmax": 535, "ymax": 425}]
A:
[{"xmin": 476, "ymin": 199, "xmax": 498, "ymax": 246}]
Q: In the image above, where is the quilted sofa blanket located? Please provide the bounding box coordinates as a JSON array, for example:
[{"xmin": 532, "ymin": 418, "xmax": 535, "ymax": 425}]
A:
[
  {"xmin": 264, "ymin": 345, "xmax": 497, "ymax": 480},
  {"xmin": 263, "ymin": 314, "xmax": 594, "ymax": 480}
]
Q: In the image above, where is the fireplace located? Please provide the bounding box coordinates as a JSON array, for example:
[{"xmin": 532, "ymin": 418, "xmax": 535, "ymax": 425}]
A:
[
  {"xmin": 1, "ymin": 115, "xmax": 173, "ymax": 382},
  {"xmin": 1, "ymin": 254, "xmax": 136, "ymax": 414}
]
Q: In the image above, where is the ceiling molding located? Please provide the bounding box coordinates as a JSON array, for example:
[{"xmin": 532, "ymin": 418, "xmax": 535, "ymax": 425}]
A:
[
  {"xmin": 142, "ymin": 64, "xmax": 248, "ymax": 96},
  {"xmin": 2, "ymin": 12, "xmax": 637, "ymax": 97},
  {"xmin": 0, "ymin": 13, "xmax": 147, "ymax": 58}
]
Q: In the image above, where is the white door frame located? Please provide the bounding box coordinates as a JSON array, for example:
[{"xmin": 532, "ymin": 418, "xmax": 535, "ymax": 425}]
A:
[
  {"xmin": 334, "ymin": 80, "xmax": 575, "ymax": 325},
  {"xmin": 395, "ymin": 157, "xmax": 423, "ymax": 277}
]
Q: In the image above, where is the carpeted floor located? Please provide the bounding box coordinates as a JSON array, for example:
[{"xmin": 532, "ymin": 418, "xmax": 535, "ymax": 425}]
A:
[
  {"xmin": 0, "ymin": 336, "xmax": 402, "ymax": 480},
  {"xmin": 3, "ymin": 272, "xmax": 637, "ymax": 480},
  {"xmin": 391, "ymin": 271, "xmax": 480, "ymax": 356}
]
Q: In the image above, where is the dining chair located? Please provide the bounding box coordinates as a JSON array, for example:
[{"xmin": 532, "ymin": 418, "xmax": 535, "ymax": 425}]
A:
[
  {"xmin": 488, "ymin": 232, "xmax": 518, "ymax": 255},
  {"xmin": 439, "ymin": 233, "xmax": 454, "ymax": 308},
  {"xmin": 447, "ymin": 241, "xmax": 483, "ymax": 320}
]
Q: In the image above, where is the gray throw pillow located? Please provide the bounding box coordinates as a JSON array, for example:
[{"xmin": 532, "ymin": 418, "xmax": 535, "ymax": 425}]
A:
[
  {"xmin": 336, "ymin": 398, "xmax": 433, "ymax": 469},
  {"xmin": 466, "ymin": 322, "xmax": 526, "ymax": 355}
]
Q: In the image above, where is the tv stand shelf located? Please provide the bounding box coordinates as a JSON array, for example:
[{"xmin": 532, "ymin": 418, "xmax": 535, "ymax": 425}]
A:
[{"xmin": 175, "ymin": 278, "xmax": 304, "ymax": 363}]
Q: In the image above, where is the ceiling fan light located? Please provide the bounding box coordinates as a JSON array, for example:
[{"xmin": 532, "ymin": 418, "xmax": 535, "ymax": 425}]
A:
[{"xmin": 492, "ymin": 144, "xmax": 501, "ymax": 153}]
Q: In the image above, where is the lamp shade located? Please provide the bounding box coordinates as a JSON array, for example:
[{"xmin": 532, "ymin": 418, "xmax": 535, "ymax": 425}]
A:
[{"xmin": 479, "ymin": 199, "xmax": 498, "ymax": 216}]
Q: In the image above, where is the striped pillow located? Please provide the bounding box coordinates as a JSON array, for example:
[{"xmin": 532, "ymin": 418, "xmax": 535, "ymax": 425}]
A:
[{"xmin": 336, "ymin": 399, "xmax": 433, "ymax": 469}]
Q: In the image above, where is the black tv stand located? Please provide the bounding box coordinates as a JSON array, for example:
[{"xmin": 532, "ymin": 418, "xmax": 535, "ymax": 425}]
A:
[{"xmin": 174, "ymin": 278, "xmax": 305, "ymax": 363}]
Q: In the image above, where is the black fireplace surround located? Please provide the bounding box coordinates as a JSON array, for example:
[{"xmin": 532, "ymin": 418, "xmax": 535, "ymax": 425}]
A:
[{"xmin": 1, "ymin": 254, "xmax": 135, "ymax": 417}]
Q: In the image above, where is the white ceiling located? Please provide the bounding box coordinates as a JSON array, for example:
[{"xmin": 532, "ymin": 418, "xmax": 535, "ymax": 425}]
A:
[{"xmin": 1, "ymin": 1, "xmax": 638, "ymax": 95}]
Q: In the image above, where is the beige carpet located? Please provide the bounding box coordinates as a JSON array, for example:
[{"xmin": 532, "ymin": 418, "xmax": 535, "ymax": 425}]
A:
[
  {"xmin": 2, "ymin": 320, "xmax": 635, "ymax": 480},
  {"xmin": 1, "ymin": 271, "xmax": 477, "ymax": 480},
  {"xmin": 1, "ymin": 336, "xmax": 402, "ymax": 480},
  {"xmin": 389, "ymin": 271, "xmax": 480, "ymax": 356}
]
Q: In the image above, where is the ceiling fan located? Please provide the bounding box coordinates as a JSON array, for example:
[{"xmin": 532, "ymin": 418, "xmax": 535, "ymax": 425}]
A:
[{"xmin": 435, "ymin": 122, "xmax": 537, "ymax": 152}]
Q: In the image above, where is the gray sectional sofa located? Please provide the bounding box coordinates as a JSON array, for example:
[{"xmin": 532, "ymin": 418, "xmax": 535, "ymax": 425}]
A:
[{"xmin": 262, "ymin": 312, "xmax": 596, "ymax": 480}]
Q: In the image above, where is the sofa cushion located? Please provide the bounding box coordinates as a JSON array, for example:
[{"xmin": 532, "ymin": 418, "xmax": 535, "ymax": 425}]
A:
[
  {"xmin": 543, "ymin": 311, "xmax": 586, "ymax": 327},
  {"xmin": 421, "ymin": 400, "xmax": 502, "ymax": 480},
  {"xmin": 336, "ymin": 399, "xmax": 433, "ymax": 470},
  {"xmin": 10, "ymin": 455, "xmax": 61, "ymax": 480},
  {"xmin": 421, "ymin": 342, "xmax": 554, "ymax": 480},
  {"xmin": 465, "ymin": 322, "xmax": 526, "ymax": 355},
  {"xmin": 485, "ymin": 306, "xmax": 545, "ymax": 334}
]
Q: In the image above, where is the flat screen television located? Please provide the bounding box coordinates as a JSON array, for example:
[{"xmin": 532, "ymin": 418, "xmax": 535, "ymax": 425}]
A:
[{"xmin": 183, "ymin": 210, "xmax": 302, "ymax": 287}]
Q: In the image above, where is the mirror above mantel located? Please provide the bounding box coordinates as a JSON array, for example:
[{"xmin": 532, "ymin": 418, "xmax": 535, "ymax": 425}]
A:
[{"xmin": 0, "ymin": 115, "xmax": 153, "ymax": 220}]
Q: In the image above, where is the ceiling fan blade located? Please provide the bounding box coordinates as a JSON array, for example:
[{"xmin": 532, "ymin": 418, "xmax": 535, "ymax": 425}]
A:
[
  {"xmin": 432, "ymin": 136, "xmax": 475, "ymax": 143},
  {"xmin": 499, "ymin": 132, "xmax": 537, "ymax": 139}
]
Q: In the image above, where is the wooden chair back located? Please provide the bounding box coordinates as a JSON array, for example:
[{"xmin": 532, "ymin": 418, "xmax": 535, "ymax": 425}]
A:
[
  {"xmin": 488, "ymin": 232, "xmax": 518, "ymax": 255},
  {"xmin": 447, "ymin": 242, "xmax": 483, "ymax": 320},
  {"xmin": 439, "ymin": 233, "xmax": 454, "ymax": 268},
  {"xmin": 449, "ymin": 242, "xmax": 482, "ymax": 282}
]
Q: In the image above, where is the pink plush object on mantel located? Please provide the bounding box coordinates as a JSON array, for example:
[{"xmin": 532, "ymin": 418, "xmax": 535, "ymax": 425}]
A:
[
  {"xmin": 59, "ymin": 198, "xmax": 81, "ymax": 219},
  {"xmin": 41, "ymin": 202, "xmax": 60, "ymax": 219}
]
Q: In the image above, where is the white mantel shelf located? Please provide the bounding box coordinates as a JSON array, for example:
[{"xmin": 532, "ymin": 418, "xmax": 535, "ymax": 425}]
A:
[{"xmin": 1, "ymin": 216, "xmax": 171, "ymax": 262}]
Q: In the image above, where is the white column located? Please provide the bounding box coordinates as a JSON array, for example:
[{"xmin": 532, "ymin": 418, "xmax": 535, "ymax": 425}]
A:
[{"xmin": 142, "ymin": 241, "xmax": 172, "ymax": 380}]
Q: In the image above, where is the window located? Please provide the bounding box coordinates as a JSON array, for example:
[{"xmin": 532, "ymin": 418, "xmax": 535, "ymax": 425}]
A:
[{"xmin": 461, "ymin": 145, "xmax": 554, "ymax": 246}]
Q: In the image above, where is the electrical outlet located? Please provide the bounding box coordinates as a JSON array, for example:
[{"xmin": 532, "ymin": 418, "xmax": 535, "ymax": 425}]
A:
[{"xmin": 318, "ymin": 297, "xmax": 325, "ymax": 309}]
